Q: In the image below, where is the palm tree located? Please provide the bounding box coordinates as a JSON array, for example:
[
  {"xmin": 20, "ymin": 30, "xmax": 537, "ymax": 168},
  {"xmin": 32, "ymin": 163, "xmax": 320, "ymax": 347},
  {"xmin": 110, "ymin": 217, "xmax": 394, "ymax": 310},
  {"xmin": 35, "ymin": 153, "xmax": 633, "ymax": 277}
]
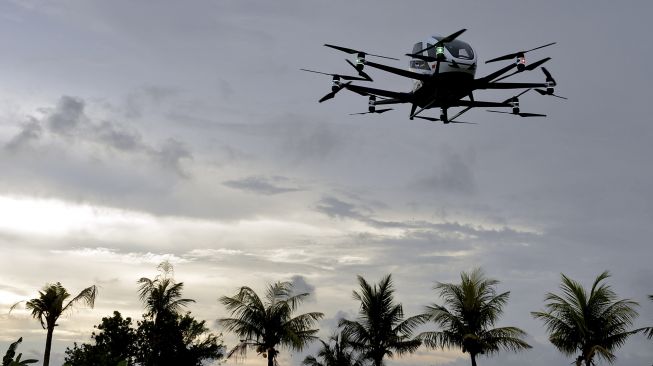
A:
[
  {"xmin": 532, "ymin": 271, "xmax": 639, "ymax": 366},
  {"xmin": 637, "ymin": 294, "xmax": 653, "ymax": 340},
  {"xmin": 339, "ymin": 274, "xmax": 424, "ymax": 366},
  {"xmin": 219, "ymin": 281, "xmax": 323, "ymax": 366},
  {"xmin": 137, "ymin": 261, "xmax": 195, "ymax": 324},
  {"xmin": 2, "ymin": 337, "xmax": 38, "ymax": 365},
  {"xmin": 419, "ymin": 268, "xmax": 531, "ymax": 366},
  {"xmin": 302, "ymin": 333, "xmax": 364, "ymax": 366},
  {"xmin": 10, "ymin": 282, "xmax": 97, "ymax": 366}
]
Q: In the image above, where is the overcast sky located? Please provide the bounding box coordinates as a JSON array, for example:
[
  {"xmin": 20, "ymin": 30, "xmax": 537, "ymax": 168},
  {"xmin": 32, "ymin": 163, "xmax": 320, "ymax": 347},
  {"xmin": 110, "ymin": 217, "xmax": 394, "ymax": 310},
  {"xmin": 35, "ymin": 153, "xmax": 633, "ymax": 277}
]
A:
[{"xmin": 1, "ymin": 1, "xmax": 652, "ymax": 365}]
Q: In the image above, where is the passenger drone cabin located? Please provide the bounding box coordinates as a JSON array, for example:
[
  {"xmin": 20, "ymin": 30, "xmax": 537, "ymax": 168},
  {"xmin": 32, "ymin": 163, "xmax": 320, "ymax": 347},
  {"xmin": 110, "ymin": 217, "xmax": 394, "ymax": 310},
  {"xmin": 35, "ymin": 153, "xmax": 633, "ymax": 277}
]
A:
[{"xmin": 408, "ymin": 36, "xmax": 477, "ymax": 79}]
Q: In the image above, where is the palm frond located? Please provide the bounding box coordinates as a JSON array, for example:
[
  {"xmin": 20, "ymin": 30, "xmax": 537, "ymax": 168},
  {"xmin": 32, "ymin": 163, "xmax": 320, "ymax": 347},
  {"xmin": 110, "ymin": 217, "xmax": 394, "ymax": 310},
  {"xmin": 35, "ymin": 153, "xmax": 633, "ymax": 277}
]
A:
[{"xmin": 62, "ymin": 285, "xmax": 97, "ymax": 313}]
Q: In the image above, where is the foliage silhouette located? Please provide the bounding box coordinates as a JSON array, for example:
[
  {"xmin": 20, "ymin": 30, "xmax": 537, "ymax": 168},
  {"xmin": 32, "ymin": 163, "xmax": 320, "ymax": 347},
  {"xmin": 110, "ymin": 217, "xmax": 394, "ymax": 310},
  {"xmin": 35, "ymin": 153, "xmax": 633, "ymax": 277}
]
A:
[
  {"xmin": 137, "ymin": 261, "xmax": 195, "ymax": 324},
  {"xmin": 134, "ymin": 312, "xmax": 225, "ymax": 366},
  {"xmin": 219, "ymin": 281, "xmax": 323, "ymax": 366},
  {"xmin": 302, "ymin": 332, "xmax": 365, "ymax": 366},
  {"xmin": 63, "ymin": 311, "xmax": 137, "ymax": 366},
  {"xmin": 2, "ymin": 337, "xmax": 38, "ymax": 366},
  {"xmin": 532, "ymin": 271, "xmax": 639, "ymax": 366},
  {"xmin": 418, "ymin": 268, "xmax": 531, "ymax": 366},
  {"xmin": 339, "ymin": 274, "xmax": 424, "ymax": 366},
  {"xmin": 10, "ymin": 282, "xmax": 97, "ymax": 366},
  {"xmin": 134, "ymin": 261, "xmax": 223, "ymax": 366}
]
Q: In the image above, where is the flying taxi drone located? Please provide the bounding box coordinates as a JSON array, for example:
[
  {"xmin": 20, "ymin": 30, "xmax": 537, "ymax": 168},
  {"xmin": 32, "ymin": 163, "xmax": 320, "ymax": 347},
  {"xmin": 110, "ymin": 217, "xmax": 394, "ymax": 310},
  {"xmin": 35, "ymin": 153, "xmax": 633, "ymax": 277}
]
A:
[{"xmin": 301, "ymin": 29, "xmax": 565, "ymax": 124}]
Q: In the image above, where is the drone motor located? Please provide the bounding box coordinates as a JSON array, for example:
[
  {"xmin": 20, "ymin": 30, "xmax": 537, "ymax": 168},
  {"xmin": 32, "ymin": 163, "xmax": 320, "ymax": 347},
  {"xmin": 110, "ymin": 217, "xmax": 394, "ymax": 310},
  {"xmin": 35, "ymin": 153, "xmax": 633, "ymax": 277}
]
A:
[{"xmin": 368, "ymin": 96, "xmax": 376, "ymax": 112}]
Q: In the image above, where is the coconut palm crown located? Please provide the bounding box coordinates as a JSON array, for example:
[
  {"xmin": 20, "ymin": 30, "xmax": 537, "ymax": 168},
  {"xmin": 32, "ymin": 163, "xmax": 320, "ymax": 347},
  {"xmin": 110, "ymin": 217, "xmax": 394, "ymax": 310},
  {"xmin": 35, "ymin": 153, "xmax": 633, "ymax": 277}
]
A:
[
  {"xmin": 10, "ymin": 282, "xmax": 97, "ymax": 366},
  {"xmin": 219, "ymin": 281, "xmax": 323, "ymax": 366},
  {"xmin": 339, "ymin": 274, "xmax": 424, "ymax": 366},
  {"xmin": 532, "ymin": 271, "xmax": 639, "ymax": 366},
  {"xmin": 137, "ymin": 261, "xmax": 195, "ymax": 323},
  {"xmin": 419, "ymin": 268, "xmax": 531, "ymax": 366}
]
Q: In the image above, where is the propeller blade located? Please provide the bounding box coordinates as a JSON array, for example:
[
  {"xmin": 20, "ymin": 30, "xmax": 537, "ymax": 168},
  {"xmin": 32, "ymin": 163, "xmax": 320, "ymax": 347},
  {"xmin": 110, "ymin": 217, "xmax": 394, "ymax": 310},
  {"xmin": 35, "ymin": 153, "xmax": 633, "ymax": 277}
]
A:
[
  {"xmin": 525, "ymin": 57, "xmax": 551, "ymax": 71},
  {"xmin": 345, "ymin": 59, "xmax": 373, "ymax": 81},
  {"xmin": 525, "ymin": 42, "xmax": 557, "ymax": 54},
  {"xmin": 440, "ymin": 28, "xmax": 468, "ymax": 44},
  {"xmin": 487, "ymin": 110, "xmax": 546, "ymax": 117},
  {"xmin": 541, "ymin": 67, "xmax": 557, "ymax": 85},
  {"xmin": 318, "ymin": 81, "xmax": 352, "ymax": 103},
  {"xmin": 416, "ymin": 29, "xmax": 467, "ymax": 54},
  {"xmin": 534, "ymin": 88, "xmax": 568, "ymax": 100},
  {"xmin": 300, "ymin": 68, "xmax": 368, "ymax": 81},
  {"xmin": 518, "ymin": 112, "xmax": 547, "ymax": 117},
  {"xmin": 450, "ymin": 121, "xmax": 477, "ymax": 125},
  {"xmin": 319, "ymin": 92, "xmax": 336, "ymax": 103},
  {"xmin": 485, "ymin": 42, "xmax": 556, "ymax": 64},
  {"xmin": 413, "ymin": 116, "xmax": 440, "ymax": 122},
  {"xmin": 349, "ymin": 108, "xmax": 393, "ymax": 115},
  {"xmin": 500, "ymin": 89, "xmax": 530, "ymax": 104},
  {"xmin": 448, "ymin": 106, "xmax": 473, "ymax": 122},
  {"xmin": 324, "ymin": 44, "xmax": 399, "ymax": 60}
]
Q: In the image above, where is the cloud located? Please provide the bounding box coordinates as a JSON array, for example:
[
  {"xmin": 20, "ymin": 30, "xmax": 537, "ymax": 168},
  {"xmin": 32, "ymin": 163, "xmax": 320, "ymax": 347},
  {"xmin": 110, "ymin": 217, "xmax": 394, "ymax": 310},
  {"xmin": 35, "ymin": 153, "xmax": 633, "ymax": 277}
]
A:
[
  {"xmin": 289, "ymin": 275, "xmax": 317, "ymax": 302},
  {"xmin": 3, "ymin": 95, "xmax": 192, "ymax": 178},
  {"xmin": 223, "ymin": 175, "xmax": 303, "ymax": 195},
  {"xmin": 47, "ymin": 95, "xmax": 86, "ymax": 136},
  {"xmin": 93, "ymin": 120, "xmax": 144, "ymax": 152},
  {"xmin": 5, "ymin": 118, "xmax": 42, "ymax": 151},
  {"xmin": 315, "ymin": 196, "xmax": 368, "ymax": 221},
  {"xmin": 152, "ymin": 138, "xmax": 192, "ymax": 177}
]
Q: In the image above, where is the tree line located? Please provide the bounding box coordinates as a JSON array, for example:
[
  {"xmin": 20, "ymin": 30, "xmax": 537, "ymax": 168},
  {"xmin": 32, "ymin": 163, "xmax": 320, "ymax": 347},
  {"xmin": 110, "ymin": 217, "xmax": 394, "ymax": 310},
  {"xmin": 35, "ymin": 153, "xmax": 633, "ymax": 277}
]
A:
[{"xmin": 3, "ymin": 264, "xmax": 652, "ymax": 366}]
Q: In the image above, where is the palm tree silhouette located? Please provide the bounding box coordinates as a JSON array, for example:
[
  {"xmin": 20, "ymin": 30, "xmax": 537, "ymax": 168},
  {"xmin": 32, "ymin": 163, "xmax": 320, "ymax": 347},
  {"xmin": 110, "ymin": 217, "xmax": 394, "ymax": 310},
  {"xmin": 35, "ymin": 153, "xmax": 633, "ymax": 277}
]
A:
[
  {"xmin": 419, "ymin": 268, "xmax": 531, "ymax": 366},
  {"xmin": 137, "ymin": 261, "xmax": 195, "ymax": 324},
  {"xmin": 10, "ymin": 282, "xmax": 97, "ymax": 366},
  {"xmin": 339, "ymin": 274, "xmax": 424, "ymax": 366},
  {"xmin": 635, "ymin": 294, "xmax": 653, "ymax": 342},
  {"xmin": 219, "ymin": 281, "xmax": 323, "ymax": 366},
  {"xmin": 532, "ymin": 271, "xmax": 639, "ymax": 366},
  {"xmin": 302, "ymin": 333, "xmax": 364, "ymax": 366}
]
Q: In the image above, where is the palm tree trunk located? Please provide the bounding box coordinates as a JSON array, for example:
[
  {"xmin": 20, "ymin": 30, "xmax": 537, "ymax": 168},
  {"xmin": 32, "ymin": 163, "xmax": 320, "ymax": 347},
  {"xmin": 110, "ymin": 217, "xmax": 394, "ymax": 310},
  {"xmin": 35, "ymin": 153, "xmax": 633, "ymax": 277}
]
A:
[
  {"xmin": 267, "ymin": 348, "xmax": 275, "ymax": 366},
  {"xmin": 43, "ymin": 325, "xmax": 54, "ymax": 366},
  {"xmin": 470, "ymin": 353, "xmax": 477, "ymax": 366}
]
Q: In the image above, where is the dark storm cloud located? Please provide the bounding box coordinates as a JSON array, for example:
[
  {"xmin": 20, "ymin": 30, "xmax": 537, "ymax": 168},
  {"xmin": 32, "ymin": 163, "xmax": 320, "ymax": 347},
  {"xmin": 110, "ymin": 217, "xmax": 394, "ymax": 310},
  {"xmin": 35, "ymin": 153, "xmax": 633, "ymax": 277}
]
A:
[
  {"xmin": 223, "ymin": 175, "xmax": 303, "ymax": 195},
  {"xmin": 47, "ymin": 95, "xmax": 85, "ymax": 136},
  {"xmin": 3, "ymin": 95, "xmax": 192, "ymax": 177}
]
